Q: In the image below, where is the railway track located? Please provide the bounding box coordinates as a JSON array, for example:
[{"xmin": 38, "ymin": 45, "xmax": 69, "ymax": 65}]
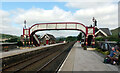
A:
[
  {"xmin": 2, "ymin": 42, "xmax": 75, "ymax": 73},
  {"xmin": 36, "ymin": 45, "xmax": 70, "ymax": 73}
]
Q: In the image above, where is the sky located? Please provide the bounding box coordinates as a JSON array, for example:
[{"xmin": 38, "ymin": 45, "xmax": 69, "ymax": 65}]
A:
[{"xmin": 0, "ymin": 0, "xmax": 119, "ymax": 37}]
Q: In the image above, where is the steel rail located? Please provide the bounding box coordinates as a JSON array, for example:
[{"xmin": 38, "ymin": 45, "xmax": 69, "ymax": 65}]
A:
[{"xmin": 2, "ymin": 46, "xmax": 59, "ymax": 72}]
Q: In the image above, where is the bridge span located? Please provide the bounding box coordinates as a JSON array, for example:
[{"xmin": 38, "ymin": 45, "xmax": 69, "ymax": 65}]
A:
[{"xmin": 23, "ymin": 22, "xmax": 95, "ymax": 46}]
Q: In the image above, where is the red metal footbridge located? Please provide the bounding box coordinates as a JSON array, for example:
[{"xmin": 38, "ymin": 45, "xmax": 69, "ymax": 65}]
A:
[{"xmin": 23, "ymin": 22, "xmax": 95, "ymax": 46}]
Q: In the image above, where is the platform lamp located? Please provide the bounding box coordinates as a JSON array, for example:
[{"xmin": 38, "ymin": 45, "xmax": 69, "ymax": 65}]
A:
[
  {"xmin": 32, "ymin": 42, "xmax": 33, "ymax": 47},
  {"xmin": 94, "ymin": 19, "xmax": 97, "ymax": 27},
  {"xmin": 92, "ymin": 17, "xmax": 97, "ymax": 27},
  {"xmin": 86, "ymin": 42, "xmax": 88, "ymax": 45},
  {"xmin": 29, "ymin": 41, "xmax": 30, "ymax": 47},
  {"xmin": 23, "ymin": 42, "xmax": 24, "ymax": 47}
]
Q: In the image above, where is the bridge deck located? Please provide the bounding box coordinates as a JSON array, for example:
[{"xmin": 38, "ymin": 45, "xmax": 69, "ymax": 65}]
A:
[
  {"xmin": 0, "ymin": 43, "xmax": 64, "ymax": 59},
  {"xmin": 59, "ymin": 42, "xmax": 118, "ymax": 71}
]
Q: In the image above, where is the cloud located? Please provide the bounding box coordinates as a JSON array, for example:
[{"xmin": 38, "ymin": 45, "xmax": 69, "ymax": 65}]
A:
[
  {"xmin": 0, "ymin": 6, "xmax": 77, "ymax": 36},
  {"xmin": 74, "ymin": 4, "xmax": 117, "ymax": 15},
  {"xmin": 64, "ymin": 0, "xmax": 119, "ymax": 12},
  {"xmin": 73, "ymin": 4, "xmax": 118, "ymax": 28},
  {"xmin": 0, "ymin": 25, "xmax": 22, "ymax": 35},
  {"xmin": 0, "ymin": 10, "xmax": 22, "ymax": 35},
  {"xmin": 13, "ymin": 6, "xmax": 74, "ymax": 27},
  {"xmin": 12, "ymin": 4, "xmax": 118, "ymax": 29},
  {"xmin": 0, "ymin": 10, "xmax": 11, "ymax": 33},
  {"xmin": 0, "ymin": 2, "xmax": 118, "ymax": 36},
  {"xmin": 64, "ymin": 0, "xmax": 118, "ymax": 29},
  {"xmin": 0, "ymin": 10, "xmax": 11, "ymax": 26}
]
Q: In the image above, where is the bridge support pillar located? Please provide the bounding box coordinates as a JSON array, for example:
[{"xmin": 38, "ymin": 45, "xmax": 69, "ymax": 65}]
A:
[
  {"xmin": 92, "ymin": 36, "xmax": 95, "ymax": 47},
  {"xmin": 86, "ymin": 37, "xmax": 88, "ymax": 46}
]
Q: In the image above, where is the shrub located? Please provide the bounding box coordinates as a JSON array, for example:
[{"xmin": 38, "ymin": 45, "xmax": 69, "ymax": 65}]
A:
[
  {"xmin": 104, "ymin": 51, "xmax": 110, "ymax": 55},
  {"xmin": 95, "ymin": 35, "xmax": 120, "ymax": 42},
  {"xmin": 95, "ymin": 48, "xmax": 101, "ymax": 52}
]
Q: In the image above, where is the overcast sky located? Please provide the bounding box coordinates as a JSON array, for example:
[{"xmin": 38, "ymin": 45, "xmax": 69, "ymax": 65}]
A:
[{"xmin": 0, "ymin": 0, "xmax": 119, "ymax": 37}]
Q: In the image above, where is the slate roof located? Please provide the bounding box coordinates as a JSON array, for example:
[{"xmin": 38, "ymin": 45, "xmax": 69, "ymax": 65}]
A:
[
  {"xmin": 46, "ymin": 34, "xmax": 56, "ymax": 40},
  {"xmin": 99, "ymin": 28, "xmax": 112, "ymax": 36},
  {"xmin": 41, "ymin": 34, "xmax": 56, "ymax": 40}
]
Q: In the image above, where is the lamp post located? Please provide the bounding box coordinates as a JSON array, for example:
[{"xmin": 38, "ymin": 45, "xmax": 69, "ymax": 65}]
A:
[{"xmin": 92, "ymin": 17, "xmax": 97, "ymax": 27}]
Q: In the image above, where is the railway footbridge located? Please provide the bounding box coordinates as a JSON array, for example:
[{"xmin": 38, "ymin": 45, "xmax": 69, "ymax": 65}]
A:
[{"xmin": 23, "ymin": 22, "xmax": 95, "ymax": 46}]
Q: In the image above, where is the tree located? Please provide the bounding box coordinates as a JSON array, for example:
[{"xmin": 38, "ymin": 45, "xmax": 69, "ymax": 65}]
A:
[
  {"xmin": 77, "ymin": 32, "xmax": 82, "ymax": 41},
  {"xmin": 5, "ymin": 37, "xmax": 20, "ymax": 42},
  {"xmin": 66, "ymin": 36, "xmax": 77, "ymax": 42}
]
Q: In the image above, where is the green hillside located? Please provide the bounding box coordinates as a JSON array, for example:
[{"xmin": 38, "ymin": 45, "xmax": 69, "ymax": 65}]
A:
[
  {"xmin": 111, "ymin": 27, "xmax": 120, "ymax": 36},
  {"xmin": 0, "ymin": 33, "xmax": 19, "ymax": 39},
  {"xmin": 0, "ymin": 33, "xmax": 20, "ymax": 42}
]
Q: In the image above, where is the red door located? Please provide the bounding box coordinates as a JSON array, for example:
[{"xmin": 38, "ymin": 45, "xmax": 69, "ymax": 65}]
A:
[{"xmin": 46, "ymin": 40, "xmax": 49, "ymax": 44}]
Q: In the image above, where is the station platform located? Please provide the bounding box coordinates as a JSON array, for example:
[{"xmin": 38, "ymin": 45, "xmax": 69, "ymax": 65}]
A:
[
  {"xmin": 59, "ymin": 42, "xmax": 118, "ymax": 71},
  {"xmin": 0, "ymin": 43, "xmax": 64, "ymax": 59}
]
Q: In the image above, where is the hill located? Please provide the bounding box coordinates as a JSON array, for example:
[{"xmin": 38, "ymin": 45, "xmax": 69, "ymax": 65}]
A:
[
  {"xmin": 0, "ymin": 33, "xmax": 20, "ymax": 42},
  {"xmin": 111, "ymin": 27, "xmax": 120, "ymax": 36},
  {"xmin": 0, "ymin": 33, "xmax": 19, "ymax": 39}
]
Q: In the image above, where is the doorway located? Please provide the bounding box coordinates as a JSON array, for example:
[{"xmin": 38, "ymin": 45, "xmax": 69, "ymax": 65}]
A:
[{"xmin": 87, "ymin": 35, "xmax": 93, "ymax": 46}]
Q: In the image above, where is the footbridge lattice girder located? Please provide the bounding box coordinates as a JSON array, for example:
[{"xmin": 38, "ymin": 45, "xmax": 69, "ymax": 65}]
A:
[
  {"xmin": 23, "ymin": 22, "xmax": 95, "ymax": 46},
  {"xmin": 30, "ymin": 23, "xmax": 87, "ymax": 35}
]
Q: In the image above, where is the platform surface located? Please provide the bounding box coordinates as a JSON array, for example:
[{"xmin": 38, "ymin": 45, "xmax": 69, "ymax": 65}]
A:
[
  {"xmin": 59, "ymin": 42, "xmax": 118, "ymax": 71},
  {"xmin": 0, "ymin": 43, "xmax": 64, "ymax": 58}
]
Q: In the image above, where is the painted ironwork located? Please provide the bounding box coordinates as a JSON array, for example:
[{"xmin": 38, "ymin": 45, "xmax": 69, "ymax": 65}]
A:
[{"xmin": 23, "ymin": 22, "xmax": 95, "ymax": 46}]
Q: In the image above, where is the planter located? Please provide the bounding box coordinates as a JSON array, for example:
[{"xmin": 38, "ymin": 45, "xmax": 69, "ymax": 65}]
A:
[
  {"xmin": 4, "ymin": 49, "xmax": 9, "ymax": 52},
  {"xmin": 83, "ymin": 46, "xmax": 87, "ymax": 50},
  {"xmin": 81, "ymin": 44, "xmax": 84, "ymax": 47}
]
